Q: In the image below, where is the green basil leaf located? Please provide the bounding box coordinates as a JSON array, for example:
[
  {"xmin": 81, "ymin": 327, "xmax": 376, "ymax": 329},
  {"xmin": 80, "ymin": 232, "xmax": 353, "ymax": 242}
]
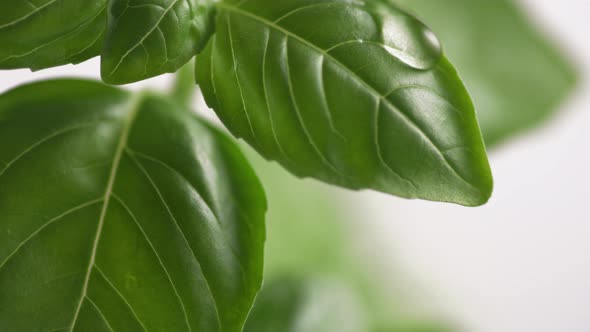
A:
[
  {"xmin": 0, "ymin": 0, "xmax": 108, "ymax": 70},
  {"xmin": 0, "ymin": 79, "xmax": 266, "ymax": 331},
  {"xmin": 396, "ymin": 0, "xmax": 577, "ymax": 146},
  {"xmin": 0, "ymin": 0, "xmax": 214, "ymax": 84},
  {"xmin": 196, "ymin": 0, "xmax": 493, "ymax": 206},
  {"xmin": 244, "ymin": 277, "xmax": 369, "ymax": 332},
  {"xmin": 101, "ymin": 0, "xmax": 215, "ymax": 84}
]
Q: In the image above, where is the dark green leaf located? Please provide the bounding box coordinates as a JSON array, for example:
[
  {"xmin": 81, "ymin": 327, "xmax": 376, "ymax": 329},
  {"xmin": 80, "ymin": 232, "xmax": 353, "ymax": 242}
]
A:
[
  {"xmin": 0, "ymin": 0, "xmax": 108, "ymax": 70},
  {"xmin": 0, "ymin": 79, "xmax": 266, "ymax": 331},
  {"xmin": 397, "ymin": 0, "xmax": 578, "ymax": 146},
  {"xmin": 196, "ymin": 0, "xmax": 493, "ymax": 206},
  {"xmin": 0, "ymin": 0, "xmax": 215, "ymax": 84},
  {"xmin": 101, "ymin": 0, "xmax": 215, "ymax": 84}
]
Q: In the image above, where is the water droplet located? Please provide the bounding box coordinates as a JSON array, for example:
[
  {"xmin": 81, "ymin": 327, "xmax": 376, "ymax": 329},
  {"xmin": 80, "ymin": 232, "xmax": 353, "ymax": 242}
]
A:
[{"xmin": 371, "ymin": 2, "xmax": 442, "ymax": 70}]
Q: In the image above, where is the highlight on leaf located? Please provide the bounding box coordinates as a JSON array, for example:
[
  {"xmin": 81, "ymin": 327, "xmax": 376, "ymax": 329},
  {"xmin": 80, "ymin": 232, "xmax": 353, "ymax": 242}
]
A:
[
  {"xmin": 0, "ymin": 79, "xmax": 266, "ymax": 332},
  {"xmin": 196, "ymin": 0, "xmax": 493, "ymax": 206}
]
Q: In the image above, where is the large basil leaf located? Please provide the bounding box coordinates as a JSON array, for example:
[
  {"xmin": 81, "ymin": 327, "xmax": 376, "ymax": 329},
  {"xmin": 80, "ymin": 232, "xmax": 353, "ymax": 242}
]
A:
[
  {"xmin": 0, "ymin": 80, "xmax": 266, "ymax": 331},
  {"xmin": 397, "ymin": 0, "xmax": 577, "ymax": 146},
  {"xmin": 196, "ymin": 0, "xmax": 493, "ymax": 206},
  {"xmin": 0, "ymin": 0, "xmax": 214, "ymax": 84}
]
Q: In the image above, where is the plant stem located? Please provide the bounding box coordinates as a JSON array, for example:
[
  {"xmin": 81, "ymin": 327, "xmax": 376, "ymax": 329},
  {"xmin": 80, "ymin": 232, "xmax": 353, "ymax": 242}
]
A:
[{"xmin": 170, "ymin": 59, "xmax": 196, "ymax": 109}]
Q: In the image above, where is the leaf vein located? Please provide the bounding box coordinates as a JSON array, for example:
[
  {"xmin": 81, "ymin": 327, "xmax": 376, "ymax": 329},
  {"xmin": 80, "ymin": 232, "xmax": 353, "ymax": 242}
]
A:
[
  {"xmin": 226, "ymin": 14, "xmax": 258, "ymax": 146},
  {"xmin": 0, "ymin": 122, "xmax": 102, "ymax": 179},
  {"xmin": 111, "ymin": 193, "xmax": 192, "ymax": 331},
  {"xmin": 94, "ymin": 265, "xmax": 147, "ymax": 331},
  {"xmin": 107, "ymin": 0, "xmax": 182, "ymax": 77},
  {"xmin": 0, "ymin": 0, "xmax": 59, "ymax": 30},
  {"xmin": 260, "ymin": 29, "xmax": 292, "ymax": 164},
  {"xmin": 70, "ymin": 95, "xmax": 142, "ymax": 331},
  {"xmin": 0, "ymin": 199, "xmax": 103, "ymax": 272},
  {"xmin": 283, "ymin": 36, "xmax": 346, "ymax": 177},
  {"xmin": 85, "ymin": 296, "xmax": 115, "ymax": 332},
  {"xmin": 218, "ymin": 3, "xmax": 478, "ymax": 191},
  {"xmin": 126, "ymin": 152, "xmax": 223, "ymax": 329}
]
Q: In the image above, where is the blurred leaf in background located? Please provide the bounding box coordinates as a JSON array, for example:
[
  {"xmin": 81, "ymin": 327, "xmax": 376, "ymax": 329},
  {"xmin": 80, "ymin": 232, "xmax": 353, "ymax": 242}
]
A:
[
  {"xmin": 244, "ymin": 149, "xmax": 350, "ymax": 278},
  {"xmin": 245, "ymin": 150, "xmax": 451, "ymax": 331},
  {"xmin": 397, "ymin": 0, "xmax": 577, "ymax": 146},
  {"xmin": 244, "ymin": 277, "xmax": 369, "ymax": 332},
  {"xmin": 244, "ymin": 277, "xmax": 453, "ymax": 332}
]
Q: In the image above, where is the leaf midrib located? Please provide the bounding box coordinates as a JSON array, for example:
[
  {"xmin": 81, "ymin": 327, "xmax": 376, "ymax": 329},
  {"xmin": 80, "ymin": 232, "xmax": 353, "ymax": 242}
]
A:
[
  {"xmin": 106, "ymin": 0, "xmax": 183, "ymax": 77},
  {"xmin": 216, "ymin": 2, "xmax": 480, "ymax": 192},
  {"xmin": 69, "ymin": 94, "xmax": 142, "ymax": 331}
]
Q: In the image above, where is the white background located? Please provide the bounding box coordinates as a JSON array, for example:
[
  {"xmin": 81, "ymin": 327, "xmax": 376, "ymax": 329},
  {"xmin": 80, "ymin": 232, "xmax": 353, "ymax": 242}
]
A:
[
  {"xmin": 0, "ymin": 1, "xmax": 588, "ymax": 331},
  {"xmin": 358, "ymin": 1, "xmax": 590, "ymax": 331}
]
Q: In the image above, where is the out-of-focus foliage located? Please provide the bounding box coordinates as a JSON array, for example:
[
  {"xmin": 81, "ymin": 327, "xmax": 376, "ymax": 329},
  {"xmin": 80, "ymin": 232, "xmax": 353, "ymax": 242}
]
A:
[
  {"xmin": 245, "ymin": 149, "xmax": 350, "ymax": 278},
  {"xmin": 244, "ymin": 277, "xmax": 453, "ymax": 332},
  {"xmin": 243, "ymin": 3, "xmax": 578, "ymax": 327},
  {"xmin": 244, "ymin": 277, "xmax": 369, "ymax": 332},
  {"xmin": 397, "ymin": 0, "xmax": 577, "ymax": 146},
  {"xmin": 246, "ymin": 150, "xmax": 451, "ymax": 331}
]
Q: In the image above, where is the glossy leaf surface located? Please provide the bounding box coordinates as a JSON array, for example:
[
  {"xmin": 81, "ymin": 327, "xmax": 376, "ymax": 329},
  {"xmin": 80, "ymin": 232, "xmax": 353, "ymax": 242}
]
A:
[
  {"xmin": 0, "ymin": 0, "xmax": 108, "ymax": 70},
  {"xmin": 0, "ymin": 0, "xmax": 214, "ymax": 84},
  {"xmin": 197, "ymin": 0, "xmax": 493, "ymax": 206},
  {"xmin": 0, "ymin": 80, "xmax": 266, "ymax": 331},
  {"xmin": 102, "ymin": 0, "xmax": 214, "ymax": 84},
  {"xmin": 397, "ymin": 0, "xmax": 577, "ymax": 146}
]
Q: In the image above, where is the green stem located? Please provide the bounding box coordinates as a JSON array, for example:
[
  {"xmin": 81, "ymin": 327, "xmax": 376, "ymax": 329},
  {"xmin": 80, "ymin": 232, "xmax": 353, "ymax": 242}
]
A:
[{"xmin": 170, "ymin": 59, "xmax": 196, "ymax": 109}]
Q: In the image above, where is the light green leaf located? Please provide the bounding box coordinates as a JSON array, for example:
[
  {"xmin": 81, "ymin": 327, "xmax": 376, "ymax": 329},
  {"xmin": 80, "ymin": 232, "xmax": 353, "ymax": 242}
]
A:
[
  {"xmin": 0, "ymin": 79, "xmax": 266, "ymax": 331},
  {"xmin": 244, "ymin": 277, "xmax": 452, "ymax": 332},
  {"xmin": 196, "ymin": 0, "xmax": 493, "ymax": 206},
  {"xmin": 396, "ymin": 0, "xmax": 577, "ymax": 146},
  {"xmin": 0, "ymin": 0, "xmax": 214, "ymax": 84},
  {"xmin": 244, "ymin": 149, "xmax": 351, "ymax": 278},
  {"xmin": 246, "ymin": 150, "xmax": 451, "ymax": 330},
  {"xmin": 375, "ymin": 326, "xmax": 453, "ymax": 332},
  {"xmin": 243, "ymin": 277, "xmax": 369, "ymax": 332}
]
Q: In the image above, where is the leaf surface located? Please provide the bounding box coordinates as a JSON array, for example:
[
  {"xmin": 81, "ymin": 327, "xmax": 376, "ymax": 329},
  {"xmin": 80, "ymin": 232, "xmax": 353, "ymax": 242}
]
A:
[
  {"xmin": 397, "ymin": 0, "xmax": 577, "ymax": 146},
  {"xmin": 0, "ymin": 0, "xmax": 214, "ymax": 84},
  {"xmin": 196, "ymin": 0, "xmax": 493, "ymax": 206},
  {"xmin": 0, "ymin": 0, "xmax": 108, "ymax": 70},
  {"xmin": 0, "ymin": 79, "xmax": 266, "ymax": 332},
  {"xmin": 102, "ymin": 0, "xmax": 214, "ymax": 84}
]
